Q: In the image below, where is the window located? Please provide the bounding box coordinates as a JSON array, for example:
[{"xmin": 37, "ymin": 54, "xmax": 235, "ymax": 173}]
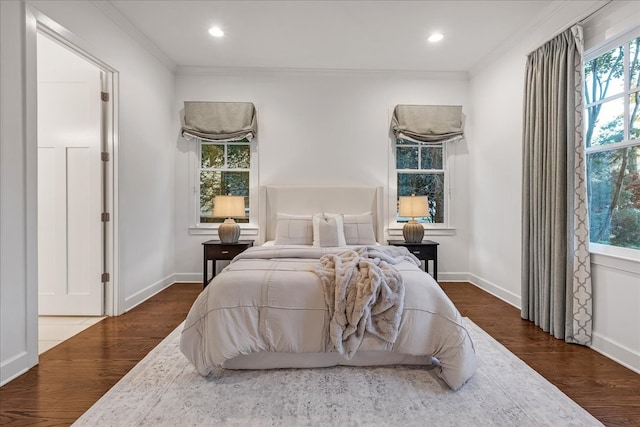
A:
[
  {"xmin": 395, "ymin": 138, "xmax": 446, "ymax": 224},
  {"xmin": 197, "ymin": 139, "xmax": 251, "ymax": 224},
  {"xmin": 584, "ymin": 32, "xmax": 640, "ymax": 250}
]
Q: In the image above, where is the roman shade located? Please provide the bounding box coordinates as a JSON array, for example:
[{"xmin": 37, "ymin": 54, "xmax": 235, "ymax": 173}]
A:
[
  {"xmin": 182, "ymin": 101, "xmax": 257, "ymax": 141},
  {"xmin": 391, "ymin": 105, "xmax": 464, "ymax": 143}
]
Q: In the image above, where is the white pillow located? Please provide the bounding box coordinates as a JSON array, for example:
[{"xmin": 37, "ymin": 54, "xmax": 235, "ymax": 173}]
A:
[
  {"xmin": 325, "ymin": 212, "xmax": 377, "ymax": 245},
  {"xmin": 274, "ymin": 213, "xmax": 313, "ymax": 245},
  {"xmin": 312, "ymin": 213, "xmax": 346, "ymax": 247}
]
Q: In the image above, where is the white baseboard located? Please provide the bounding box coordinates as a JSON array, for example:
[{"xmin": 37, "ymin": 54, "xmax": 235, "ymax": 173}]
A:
[
  {"xmin": 591, "ymin": 332, "xmax": 640, "ymax": 374},
  {"xmin": 437, "ymin": 272, "xmax": 471, "ymax": 282},
  {"xmin": 0, "ymin": 351, "xmax": 31, "ymax": 387},
  {"xmin": 446, "ymin": 272, "xmax": 521, "ymax": 309},
  {"xmin": 172, "ymin": 273, "xmax": 202, "ymax": 283},
  {"xmin": 123, "ymin": 274, "xmax": 175, "ymax": 312}
]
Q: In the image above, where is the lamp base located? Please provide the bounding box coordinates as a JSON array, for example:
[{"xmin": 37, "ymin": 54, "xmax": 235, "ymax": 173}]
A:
[
  {"xmin": 402, "ymin": 219, "xmax": 424, "ymax": 243},
  {"xmin": 218, "ymin": 218, "xmax": 240, "ymax": 243}
]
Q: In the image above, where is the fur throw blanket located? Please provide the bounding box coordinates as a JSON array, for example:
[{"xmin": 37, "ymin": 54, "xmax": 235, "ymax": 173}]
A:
[{"xmin": 314, "ymin": 246, "xmax": 420, "ymax": 359}]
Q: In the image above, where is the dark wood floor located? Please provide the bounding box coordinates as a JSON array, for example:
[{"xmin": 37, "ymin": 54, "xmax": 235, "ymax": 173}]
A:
[
  {"xmin": 440, "ymin": 282, "xmax": 640, "ymax": 427},
  {"xmin": 1, "ymin": 282, "xmax": 639, "ymax": 426},
  {"xmin": 0, "ymin": 283, "xmax": 202, "ymax": 426}
]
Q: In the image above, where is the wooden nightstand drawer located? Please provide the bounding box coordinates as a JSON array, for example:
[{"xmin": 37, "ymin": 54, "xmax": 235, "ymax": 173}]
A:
[
  {"xmin": 202, "ymin": 240, "xmax": 253, "ymax": 287},
  {"xmin": 205, "ymin": 243, "xmax": 249, "ymax": 260}
]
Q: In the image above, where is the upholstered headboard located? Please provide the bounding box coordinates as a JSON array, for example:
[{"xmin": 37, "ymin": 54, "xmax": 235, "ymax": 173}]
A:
[{"xmin": 259, "ymin": 186, "xmax": 384, "ymax": 243}]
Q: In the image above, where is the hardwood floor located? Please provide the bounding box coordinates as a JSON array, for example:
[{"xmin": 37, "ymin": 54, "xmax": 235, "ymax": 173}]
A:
[
  {"xmin": 0, "ymin": 283, "xmax": 203, "ymax": 426},
  {"xmin": 440, "ymin": 282, "xmax": 640, "ymax": 427},
  {"xmin": 1, "ymin": 282, "xmax": 639, "ymax": 426}
]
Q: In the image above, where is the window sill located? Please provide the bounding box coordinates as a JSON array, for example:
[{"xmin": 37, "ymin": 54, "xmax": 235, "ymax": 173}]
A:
[
  {"xmin": 189, "ymin": 223, "xmax": 260, "ymax": 237},
  {"xmin": 589, "ymin": 243, "xmax": 640, "ymax": 275},
  {"xmin": 388, "ymin": 225, "xmax": 456, "ymax": 237}
]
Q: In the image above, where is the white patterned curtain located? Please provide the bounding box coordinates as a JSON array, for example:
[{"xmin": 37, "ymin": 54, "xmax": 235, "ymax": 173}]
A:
[{"xmin": 521, "ymin": 25, "xmax": 593, "ymax": 345}]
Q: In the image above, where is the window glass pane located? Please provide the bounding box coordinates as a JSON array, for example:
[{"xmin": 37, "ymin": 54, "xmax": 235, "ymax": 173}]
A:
[
  {"xmin": 201, "ymin": 144, "xmax": 224, "ymax": 168},
  {"xmin": 631, "ymin": 92, "xmax": 640, "ymax": 140},
  {"xmin": 397, "ymin": 173, "xmax": 444, "ymax": 223},
  {"xmin": 200, "ymin": 171, "xmax": 250, "ymax": 223},
  {"xmin": 587, "ymin": 146, "xmax": 640, "ymax": 249},
  {"xmin": 227, "ymin": 144, "xmax": 250, "ymax": 169},
  {"xmin": 200, "ymin": 170, "xmax": 221, "ymax": 222},
  {"xmin": 629, "ymin": 37, "xmax": 639, "ymax": 90},
  {"xmin": 221, "ymin": 171, "xmax": 249, "ymax": 197},
  {"xmin": 584, "ymin": 45, "xmax": 625, "ymax": 104},
  {"xmin": 586, "ymin": 98, "xmax": 625, "ymax": 147},
  {"xmin": 397, "ymin": 147, "xmax": 418, "ymax": 169},
  {"xmin": 420, "ymin": 146, "xmax": 443, "ymax": 169}
]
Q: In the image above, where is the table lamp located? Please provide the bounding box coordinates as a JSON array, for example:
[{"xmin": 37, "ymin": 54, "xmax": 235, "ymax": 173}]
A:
[
  {"xmin": 399, "ymin": 195, "xmax": 428, "ymax": 243},
  {"xmin": 213, "ymin": 195, "xmax": 245, "ymax": 243}
]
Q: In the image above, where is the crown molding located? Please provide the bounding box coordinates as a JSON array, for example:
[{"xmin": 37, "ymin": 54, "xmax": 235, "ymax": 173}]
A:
[
  {"xmin": 176, "ymin": 66, "xmax": 468, "ymax": 81},
  {"xmin": 468, "ymin": 0, "xmax": 609, "ymax": 78},
  {"xmin": 90, "ymin": 0, "xmax": 176, "ymax": 72}
]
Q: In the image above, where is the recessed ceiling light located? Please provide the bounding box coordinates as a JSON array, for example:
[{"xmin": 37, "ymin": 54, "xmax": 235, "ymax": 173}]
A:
[
  {"xmin": 428, "ymin": 32, "xmax": 444, "ymax": 43},
  {"xmin": 208, "ymin": 27, "xmax": 224, "ymax": 38}
]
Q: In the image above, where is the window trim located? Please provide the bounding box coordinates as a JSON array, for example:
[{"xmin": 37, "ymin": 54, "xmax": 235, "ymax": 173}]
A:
[
  {"xmin": 583, "ymin": 27, "xmax": 640, "ymax": 257},
  {"xmin": 590, "ymin": 243, "xmax": 640, "ymax": 274},
  {"xmin": 388, "ymin": 136, "xmax": 455, "ymax": 236},
  {"xmin": 188, "ymin": 138, "xmax": 259, "ymax": 236}
]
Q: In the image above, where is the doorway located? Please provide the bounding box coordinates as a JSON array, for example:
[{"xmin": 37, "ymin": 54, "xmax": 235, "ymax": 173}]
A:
[{"xmin": 36, "ymin": 31, "xmax": 107, "ymax": 320}]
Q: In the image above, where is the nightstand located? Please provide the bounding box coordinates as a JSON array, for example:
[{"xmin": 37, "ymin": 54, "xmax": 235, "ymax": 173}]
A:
[
  {"xmin": 202, "ymin": 240, "xmax": 253, "ymax": 288},
  {"xmin": 387, "ymin": 240, "xmax": 439, "ymax": 281}
]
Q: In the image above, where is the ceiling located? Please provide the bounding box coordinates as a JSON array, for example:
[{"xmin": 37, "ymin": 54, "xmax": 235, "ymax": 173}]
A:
[{"xmin": 108, "ymin": 0, "xmax": 564, "ymax": 73}]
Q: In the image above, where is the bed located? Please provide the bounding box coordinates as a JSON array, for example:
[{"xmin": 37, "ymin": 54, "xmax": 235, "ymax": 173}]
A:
[{"xmin": 180, "ymin": 187, "xmax": 476, "ymax": 390}]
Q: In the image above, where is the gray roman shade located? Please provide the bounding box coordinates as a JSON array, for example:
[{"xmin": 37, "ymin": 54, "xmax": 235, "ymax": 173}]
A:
[
  {"xmin": 391, "ymin": 105, "xmax": 464, "ymax": 143},
  {"xmin": 182, "ymin": 101, "xmax": 257, "ymax": 141}
]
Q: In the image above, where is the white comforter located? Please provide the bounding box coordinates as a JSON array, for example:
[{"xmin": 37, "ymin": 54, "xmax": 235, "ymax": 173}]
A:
[{"xmin": 180, "ymin": 245, "xmax": 477, "ymax": 390}]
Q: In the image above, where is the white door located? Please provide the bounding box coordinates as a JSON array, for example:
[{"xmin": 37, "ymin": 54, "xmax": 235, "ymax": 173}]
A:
[{"xmin": 37, "ymin": 33, "xmax": 103, "ymax": 315}]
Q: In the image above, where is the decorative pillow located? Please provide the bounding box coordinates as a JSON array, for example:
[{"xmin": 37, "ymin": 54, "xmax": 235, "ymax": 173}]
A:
[
  {"xmin": 326, "ymin": 212, "xmax": 377, "ymax": 245},
  {"xmin": 274, "ymin": 213, "xmax": 313, "ymax": 245},
  {"xmin": 312, "ymin": 213, "xmax": 346, "ymax": 247}
]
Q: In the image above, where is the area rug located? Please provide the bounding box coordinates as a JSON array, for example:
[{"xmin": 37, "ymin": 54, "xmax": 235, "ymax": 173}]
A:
[{"xmin": 73, "ymin": 319, "xmax": 602, "ymax": 426}]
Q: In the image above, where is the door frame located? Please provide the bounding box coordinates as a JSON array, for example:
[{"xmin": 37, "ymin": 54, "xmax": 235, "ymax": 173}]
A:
[{"xmin": 27, "ymin": 7, "xmax": 120, "ymax": 316}]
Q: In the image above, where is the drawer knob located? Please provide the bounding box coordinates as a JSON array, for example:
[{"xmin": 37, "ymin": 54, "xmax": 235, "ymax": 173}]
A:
[
  {"xmin": 413, "ymin": 251, "xmax": 420, "ymax": 255},
  {"xmin": 222, "ymin": 250, "xmax": 229, "ymax": 254}
]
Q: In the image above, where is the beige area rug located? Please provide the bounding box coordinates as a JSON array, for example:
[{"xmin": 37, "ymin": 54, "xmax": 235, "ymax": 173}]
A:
[{"xmin": 73, "ymin": 319, "xmax": 603, "ymax": 426}]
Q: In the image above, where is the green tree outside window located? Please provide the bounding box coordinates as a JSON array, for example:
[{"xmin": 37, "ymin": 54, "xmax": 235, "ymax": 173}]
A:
[
  {"xmin": 584, "ymin": 35, "xmax": 640, "ymax": 249},
  {"xmin": 199, "ymin": 140, "xmax": 250, "ymax": 224},
  {"xmin": 396, "ymin": 138, "xmax": 445, "ymax": 224}
]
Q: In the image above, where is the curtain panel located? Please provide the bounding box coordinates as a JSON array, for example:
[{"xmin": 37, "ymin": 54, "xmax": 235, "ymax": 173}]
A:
[
  {"xmin": 182, "ymin": 101, "xmax": 257, "ymax": 141},
  {"xmin": 521, "ymin": 25, "xmax": 593, "ymax": 345},
  {"xmin": 390, "ymin": 105, "xmax": 464, "ymax": 143}
]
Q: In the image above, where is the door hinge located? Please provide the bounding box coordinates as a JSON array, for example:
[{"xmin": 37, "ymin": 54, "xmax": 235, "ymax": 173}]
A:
[
  {"xmin": 101, "ymin": 212, "xmax": 110, "ymax": 222},
  {"xmin": 101, "ymin": 272, "xmax": 110, "ymax": 282},
  {"xmin": 101, "ymin": 152, "xmax": 110, "ymax": 161},
  {"xmin": 101, "ymin": 91, "xmax": 110, "ymax": 102}
]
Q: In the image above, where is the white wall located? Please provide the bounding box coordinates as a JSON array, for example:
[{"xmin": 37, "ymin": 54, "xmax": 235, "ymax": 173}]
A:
[
  {"xmin": 467, "ymin": 47, "xmax": 525, "ymax": 306},
  {"xmin": 26, "ymin": 0, "xmax": 178, "ymax": 311},
  {"xmin": 174, "ymin": 69, "xmax": 471, "ymax": 279},
  {"xmin": 469, "ymin": 0, "xmax": 640, "ymax": 372},
  {"xmin": 1, "ymin": 0, "xmax": 176, "ymax": 385},
  {"xmin": 0, "ymin": 0, "xmax": 39, "ymax": 387}
]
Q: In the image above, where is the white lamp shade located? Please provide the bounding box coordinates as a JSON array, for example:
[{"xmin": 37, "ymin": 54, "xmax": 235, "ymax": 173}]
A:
[
  {"xmin": 399, "ymin": 195, "xmax": 428, "ymax": 218},
  {"xmin": 213, "ymin": 195, "xmax": 245, "ymax": 218}
]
